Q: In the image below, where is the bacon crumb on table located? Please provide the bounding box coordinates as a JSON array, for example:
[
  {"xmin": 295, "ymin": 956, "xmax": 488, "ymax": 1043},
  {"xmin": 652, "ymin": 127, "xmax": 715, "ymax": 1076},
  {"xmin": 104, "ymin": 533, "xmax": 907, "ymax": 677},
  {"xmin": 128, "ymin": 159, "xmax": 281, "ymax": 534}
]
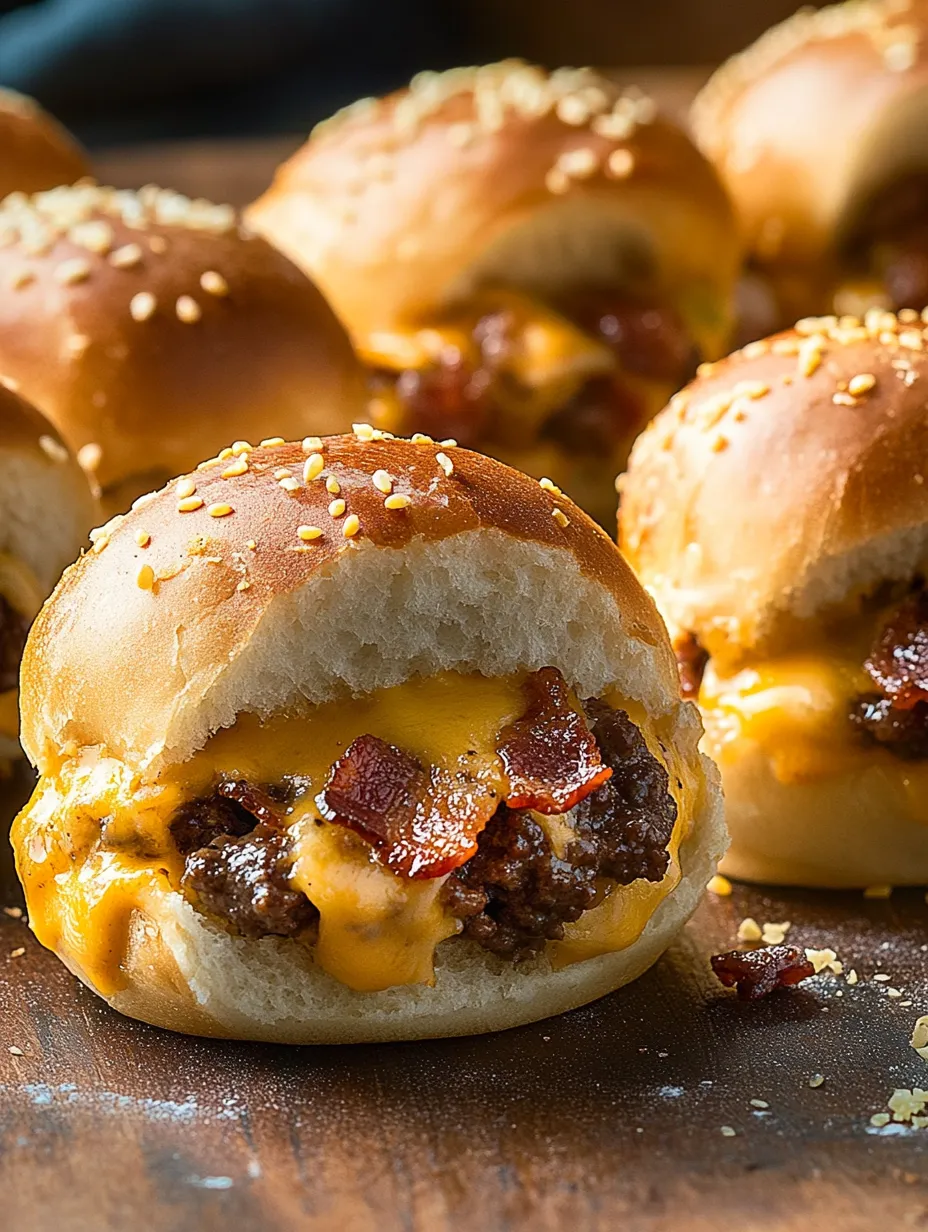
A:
[{"xmin": 710, "ymin": 945, "xmax": 815, "ymax": 1000}]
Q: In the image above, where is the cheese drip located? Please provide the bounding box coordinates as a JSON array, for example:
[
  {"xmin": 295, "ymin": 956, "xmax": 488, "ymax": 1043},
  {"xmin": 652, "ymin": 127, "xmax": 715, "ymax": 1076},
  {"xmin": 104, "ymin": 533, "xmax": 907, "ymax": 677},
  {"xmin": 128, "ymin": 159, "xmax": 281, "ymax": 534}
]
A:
[{"xmin": 14, "ymin": 672, "xmax": 690, "ymax": 997}]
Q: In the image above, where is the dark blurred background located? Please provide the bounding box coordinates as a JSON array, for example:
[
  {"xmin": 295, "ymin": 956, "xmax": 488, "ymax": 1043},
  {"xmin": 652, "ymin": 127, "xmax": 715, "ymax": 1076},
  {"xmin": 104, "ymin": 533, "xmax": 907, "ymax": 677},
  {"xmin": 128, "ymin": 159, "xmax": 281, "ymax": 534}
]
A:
[{"xmin": 0, "ymin": 0, "xmax": 819, "ymax": 148}]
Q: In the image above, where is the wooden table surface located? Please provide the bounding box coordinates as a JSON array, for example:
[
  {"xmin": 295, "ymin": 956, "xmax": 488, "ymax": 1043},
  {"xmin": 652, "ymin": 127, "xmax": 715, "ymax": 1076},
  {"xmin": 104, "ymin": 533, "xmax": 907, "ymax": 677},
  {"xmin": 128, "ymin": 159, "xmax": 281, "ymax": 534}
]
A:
[{"xmin": 6, "ymin": 71, "xmax": 928, "ymax": 1229}]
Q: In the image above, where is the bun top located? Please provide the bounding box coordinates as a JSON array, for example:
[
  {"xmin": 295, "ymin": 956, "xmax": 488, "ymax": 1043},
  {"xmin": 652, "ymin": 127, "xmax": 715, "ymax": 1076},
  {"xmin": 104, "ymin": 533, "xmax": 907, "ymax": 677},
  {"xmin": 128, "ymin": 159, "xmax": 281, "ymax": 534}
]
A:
[
  {"xmin": 247, "ymin": 61, "xmax": 739, "ymax": 342},
  {"xmin": 0, "ymin": 89, "xmax": 89, "ymax": 199},
  {"xmin": 22, "ymin": 429, "xmax": 677, "ymax": 776},
  {"xmin": 692, "ymin": 0, "xmax": 928, "ymax": 267},
  {"xmin": 0, "ymin": 184, "xmax": 365, "ymax": 504},
  {"xmin": 0, "ymin": 384, "xmax": 97, "ymax": 598},
  {"xmin": 619, "ymin": 309, "xmax": 928, "ymax": 662}
]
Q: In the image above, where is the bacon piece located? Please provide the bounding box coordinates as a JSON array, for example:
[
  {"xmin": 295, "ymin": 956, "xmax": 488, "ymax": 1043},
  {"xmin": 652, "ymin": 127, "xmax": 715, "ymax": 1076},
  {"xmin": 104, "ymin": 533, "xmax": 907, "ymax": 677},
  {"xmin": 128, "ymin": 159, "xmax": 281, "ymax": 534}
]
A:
[
  {"xmin": 498, "ymin": 667, "xmax": 612, "ymax": 813},
  {"xmin": 863, "ymin": 590, "xmax": 928, "ymax": 709},
  {"xmin": 710, "ymin": 945, "xmax": 815, "ymax": 1001},
  {"xmin": 675, "ymin": 632, "xmax": 708, "ymax": 701},
  {"xmin": 217, "ymin": 779, "xmax": 281, "ymax": 828},
  {"xmin": 317, "ymin": 734, "xmax": 500, "ymax": 879}
]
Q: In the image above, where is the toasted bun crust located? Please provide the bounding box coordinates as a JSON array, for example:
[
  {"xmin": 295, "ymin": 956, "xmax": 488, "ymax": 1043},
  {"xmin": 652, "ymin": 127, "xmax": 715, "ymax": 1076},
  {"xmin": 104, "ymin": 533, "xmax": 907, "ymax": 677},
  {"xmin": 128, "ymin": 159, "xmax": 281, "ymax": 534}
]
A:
[
  {"xmin": 0, "ymin": 185, "xmax": 365, "ymax": 512},
  {"xmin": 692, "ymin": 0, "xmax": 928, "ymax": 268},
  {"xmin": 18, "ymin": 432, "xmax": 725, "ymax": 1040},
  {"xmin": 0, "ymin": 89, "xmax": 89, "ymax": 199},
  {"xmin": 619, "ymin": 310, "xmax": 928, "ymax": 662},
  {"xmin": 247, "ymin": 62, "xmax": 739, "ymax": 345}
]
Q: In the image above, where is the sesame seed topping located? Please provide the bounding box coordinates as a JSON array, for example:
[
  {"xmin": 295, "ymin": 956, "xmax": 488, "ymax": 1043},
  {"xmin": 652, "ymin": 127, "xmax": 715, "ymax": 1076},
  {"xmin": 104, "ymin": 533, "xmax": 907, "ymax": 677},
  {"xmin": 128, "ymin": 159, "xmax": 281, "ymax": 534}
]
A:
[
  {"xmin": 848, "ymin": 372, "xmax": 877, "ymax": 396},
  {"xmin": 552, "ymin": 508, "xmax": 570, "ymax": 528},
  {"xmin": 352, "ymin": 422, "xmax": 375, "ymax": 441},
  {"xmin": 260, "ymin": 437, "xmax": 285, "ymax": 447},
  {"xmin": 245, "ymin": 539, "xmax": 256, "ymax": 550},
  {"xmin": 303, "ymin": 453, "xmax": 325, "ymax": 482},
  {"xmin": 130, "ymin": 291, "xmax": 156, "ymax": 321},
  {"xmin": 435, "ymin": 451, "xmax": 454, "ymax": 477},
  {"xmin": 76, "ymin": 442, "xmax": 102, "ymax": 472},
  {"xmin": 342, "ymin": 514, "xmax": 361, "ymax": 538},
  {"xmin": 178, "ymin": 496, "xmax": 204, "ymax": 512},
  {"xmin": 809, "ymin": 1075, "xmax": 825, "ymax": 1089},
  {"xmin": 279, "ymin": 476, "xmax": 300, "ymax": 493},
  {"xmin": 135, "ymin": 530, "xmax": 151, "ymax": 548},
  {"xmin": 69, "ymin": 219, "xmax": 113, "ymax": 253},
  {"xmin": 384, "ymin": 493, "xmax": 410, "ymax": 510},
  {"xmin": 302, "ymin": 436, "xmax": 323, "ymax": 452},
  {"xmin": 372, "ymin": 469, "xmax": 393, "ymax": 494},
  {"xmin": 8, "ymin": 268, "xmax": 33, "ymax": 290},
  {"xmin": 545, "ymin": 168, "xmax": 570, "ymax": 194},
  {"xmin": 411, "ymin": 432, "xmax": 434, "ymax": 444},
  {"xmin": 832, "ymin": 392, "xmax": 857, "ymax": 407},
  {"xmin": 231, "ymin": 440, "xmax": 253, "ymax": 455},
  {"xmin": 136, "ymin": 564, "xmax": 155, "ymax": 590},
  {"xmin": 325, "ymin": 475, "xmax": 341, "ymax": 495},
  {"xmin": 440, "ymin": 438, "xmax": 457, "ymax": 448},
  {"xmin": 329, "ymin": 498, "xmax": 346, "ymax": 517},
  {"xmin": 38, "ymin": 434, "xmax": 68, "ymax": 463},
  {"xmin": 274, "ymin": 467, "xmax": 291, "ymax": 480},
  {"xmin": 221, "ymin": 457, "xmax": 248, "ymax": 478},
  {"xmin": 538, "ymin": 476, "xmax": 563, "ymax": 496},
  {"xmin": 132, "ymin": 491, "xmax": 157, "ymax": 510},
  {"xmin": 556, "ymin": 147, "xmax": 598, "ymax": 179},
  {"xmin": 556, "ymin": 95, "xmax": 591, "ymax": 125},
  {"xmin": 606, "ymin": 148, "xmax": 634, "ymax": 178},
  {"xmin": 207, "ymin": 502, "xmax": 233, "ymax": 517},
  {"xmin": 298, "ymin": 525, "xmax": 323, "ymax": 541},
  {"xmin": 176, "ymin": 295, "xmax": 201, "ymax": 323},
  {"xmin": 54, "ymin": 257, "xmax": 91, "ymax": 285},
  {"xmin": 175, "ymin": 477, "xmax": 196, "ymax": 498},
  {"xmin": 200, "ymin": 270, "xmax": 229, "ymax": 296},
  {"xmin": 797, "ymin": 336, "xmax": 824, "ymax": 377},
  {"xmin": 109, "ymin": 243, "xmax": 143, "ymax": 268}
]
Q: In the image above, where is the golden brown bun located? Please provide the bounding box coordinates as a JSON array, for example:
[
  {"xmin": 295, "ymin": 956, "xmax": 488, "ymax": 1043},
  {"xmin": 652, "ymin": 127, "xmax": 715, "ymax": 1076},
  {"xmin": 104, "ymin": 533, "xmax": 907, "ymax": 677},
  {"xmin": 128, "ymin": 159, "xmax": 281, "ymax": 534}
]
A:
[
  {"xmin": 619, "ymin": 310, "xmax": 928, "ymax": 663},
  {"xmin": 692, "ymin": 0, "xmax": 928, "ymax": 269},
  {"xmin": 0, "ymin": 88, "xmax": 89, "ymax": 199},
  {"xmin": 0, "ymin": 184, "xmax": 365, "ymax": 514},
  {"xmin": 18, "ymin": 431, "xmax": 725, "ymax": 1040},
  {"xmin": 247, "ymin": 62, "xmax": 739, "ymax": 348}
]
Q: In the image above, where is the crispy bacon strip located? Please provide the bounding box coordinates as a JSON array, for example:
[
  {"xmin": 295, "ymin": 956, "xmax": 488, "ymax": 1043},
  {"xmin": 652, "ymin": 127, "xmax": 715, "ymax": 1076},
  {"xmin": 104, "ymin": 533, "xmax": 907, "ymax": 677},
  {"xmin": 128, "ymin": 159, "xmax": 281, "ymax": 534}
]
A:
[
  {"xmin": 710, "ymin": 945, "xmax": 815, "ymax": 1001},
  {"xmin": 497, "ymin": 667, "xmax": 612, "ymax": 813},
  {"xmin": 317, "ymin": 734, "xmax": 500, "ymax": 879},
  {"xmin": 864, "ymin": 590, "xmax": 928, "ymax": 709}
]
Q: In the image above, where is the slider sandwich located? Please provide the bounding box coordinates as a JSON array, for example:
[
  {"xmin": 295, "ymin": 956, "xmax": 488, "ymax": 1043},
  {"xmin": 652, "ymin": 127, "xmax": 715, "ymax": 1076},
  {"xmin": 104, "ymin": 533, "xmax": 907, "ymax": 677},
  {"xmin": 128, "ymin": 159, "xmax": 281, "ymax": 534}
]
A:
[
  {"xmin": 14, "ymin": 428, "xmax": 723, "ymax": 1041},
  {"xmin": 621, "ymin": 309, "xmax": 928, "ymax": 886},
  {"xmin": 0, "ymin": 385, "xmax": 96, "ymax": 758},
  {"xmin": 248, "ymin": 61, "xmax": 740, "ymax": 527},
  {"xmin": 0, "ymin": 88, "xmax": 89, "ymax": 199},
  {"xmin": 693, "ymin": 0, "xmax": 928, "ymax": 340},
  {"xmin": 0, "ymin": 183, "xmax": 365, "ymax": 516}
]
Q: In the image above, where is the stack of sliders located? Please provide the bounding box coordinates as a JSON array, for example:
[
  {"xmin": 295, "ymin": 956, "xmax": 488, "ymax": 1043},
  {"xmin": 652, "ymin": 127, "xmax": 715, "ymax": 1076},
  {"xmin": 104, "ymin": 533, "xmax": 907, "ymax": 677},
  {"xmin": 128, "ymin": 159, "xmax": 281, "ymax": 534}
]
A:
[
  {"xmin": 620, "ymin": 308, "xmax": 928, "ymax": 887},
  {"xmin": 0, "ymin": 385, "xmax": 96, "ymax": 759},
  {"xmin": 248, "ymin": 61, "xmax": 740, "ymax": 526},
  {"xmin": 12, "ymin": 429, "xmax": 723, "ymax": 1041},
  {"xmin": 0, "ymin": 88, "xmax": 89, "ymax": 199},
  {"xmin": 0, "ymin": 183, "xmax": 365, "ymax": 516},
  {"xmin": 693, "ymin": 0, "xmax": 928, "ymax": 340}
]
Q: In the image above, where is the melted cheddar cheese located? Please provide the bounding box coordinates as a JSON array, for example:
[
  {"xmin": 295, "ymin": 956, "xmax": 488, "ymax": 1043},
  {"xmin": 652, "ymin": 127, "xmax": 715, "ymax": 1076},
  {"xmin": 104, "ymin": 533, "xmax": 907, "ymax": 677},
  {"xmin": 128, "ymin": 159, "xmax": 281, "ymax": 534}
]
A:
[{"xmin": 14, "ymin": 672, "xmax": 691, "ymax": 997}]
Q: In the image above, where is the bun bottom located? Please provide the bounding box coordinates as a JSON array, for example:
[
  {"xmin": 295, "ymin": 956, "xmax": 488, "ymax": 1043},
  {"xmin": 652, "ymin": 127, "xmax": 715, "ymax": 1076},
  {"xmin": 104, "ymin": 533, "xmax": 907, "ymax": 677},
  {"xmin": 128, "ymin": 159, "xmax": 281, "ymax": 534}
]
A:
[
  {"xmin": 713, "ymin": 735, "xmax": 928, "ymax": 887},
  {"xmin": 57, "ymin": 771, "xmax": 724, "ymax": 1043}
]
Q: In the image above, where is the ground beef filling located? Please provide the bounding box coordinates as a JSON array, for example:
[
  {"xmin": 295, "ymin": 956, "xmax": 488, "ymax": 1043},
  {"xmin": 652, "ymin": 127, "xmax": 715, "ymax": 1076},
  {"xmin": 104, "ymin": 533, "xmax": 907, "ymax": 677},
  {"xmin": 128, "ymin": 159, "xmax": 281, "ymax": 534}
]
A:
[
  {"xmin": 170, "ymin": 700, "xmax": 677, "ymax": 962},
  {"xmin": 849, "ymin": 588, "xmax": 928, "ymax": 758},
  {"xmin": 0, "ymin": 593, "xmax": 31, "ymax": 693}
]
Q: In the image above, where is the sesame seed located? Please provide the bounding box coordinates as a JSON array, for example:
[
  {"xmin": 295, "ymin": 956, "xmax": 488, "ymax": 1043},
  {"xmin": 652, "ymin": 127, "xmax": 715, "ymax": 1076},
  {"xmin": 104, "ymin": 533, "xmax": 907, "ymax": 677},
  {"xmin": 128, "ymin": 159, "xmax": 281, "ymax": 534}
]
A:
[
  {"xmin": 303, "ymin": 453, "xmax": 325, "ymax": 482},
  {"xmin": 260, "ymin": 437, "xmax": 285, "ymax": 447},
  {"xmin": 302, "ymin": 436, "xmax": 323, "ymax": 452},
  {"xmin": 207, "ymin": 502, "xmax": 233, "ymax": 517},
  {"xmin": 38, "ymin": 434, "xmax": 68, "ymax": 463},
  {"xmin": 440, "ymin": 438, "xmax": 457, "ymax": 448},
  {"xmin": 298, "ymin": 525, "xmax": 323, "ymax": 541},
  {"xmin": 329, "ymin": 498, "xmax": 346, "ymax": 517},
  {"xmin": 557, "ymin": 147, "xmax": 598, "ymax": 179},
  {"xmin": 545, "ymin": 168, "xmax": 570, "ymax": 194},
  {"xmin": 737, "ymin": 917, "xmax": 762, "ymax": 942},
  {"xmin": 556, "ymin": 95, "xmax": 591, "ymax": 125},
  {"xmin": 797, "ymin": 337, "xmax": 825, "ymax": 377},
  {"xmin": 9, "ymin": 1047, "xmax": 24, "ymax": 1057},
  {"xmin": 411, "ymin": 432, "xmax": 434, "ymax": 444},
  {"xmin": 221, "ymin": 457, "xmax": 248, "ymax": 478},
  {"xmin": 720, "ymin": 1126, "xmax": 736, "ymax": 1137},
  {"xmin": 231, "ymin": 440, "xmax": 252, "ymax": 455},
  {"xmin": 343, "ymin": 514, "xmax": 361, "ymax": 538},
  {"xmin": 279, "ymin": 477, "xmax": 300, "ymax": 493},
  {"xmin": 552, "ymin": 508, "xmax": 570, "ymax": 528},
  {"xmin": 326, "ymin": 475, "xmax": 341, "ymax": 495},
  {"xmin": 218, "ymin": 447, "xmax": 234, "ymax": 460},
  {"xmin": 809, "ymin": 1075, "xmax": 825, "ymax": 1089},
  {"xmin": 749, "ymin": 1099, "xmax": 769, "ymax": 1109},
  {"xmin": 177, "ymin": 496, "xmax": 204, "ymax": 512},
  {"xmin": 130, "ymin": 291, "xmax": 156, "ymax": 321},
  {"xmin": 200, "ymin": 270, "xmax": 229, "ymax": 296},
  {"xmin": 9, "ymin": 948, "xmax": 24, "ymax": 959},
  {"xmin": 68, "ymin": 219, "xmax": 113, "ymax": 254},
  {"xmin": 706, "ymin": 874, "xmax": 732, "ymax": 896},
  {"xmin": 539, "ymin": 477, "xmax": 563, "ymax": 496},
  {"xmin": 384, "ymin": 493, "xmax": 410, "ymax": 510},
  {"xmin": 435, "ymin": 452, "xmax": 454, "ymax": 476},
  {"xmin": 176, "ymin": 477, "xmax": 196, "ymax": 498},
  {"xmin": 372, "ymin": 469, "xmax": 393, "ymax": 494},
  {"xmin": 176, "ymin": 295, "xmax": 201, "ymax": 323},
  {"xmin": 274, "ymin": 467, "xmax": 291, "ymax": 480},
  {"xmin": 54, "ymin": 257, "xmax": 91, "ymax": 285},
  {"xmin": 136, "ymin": 564, "xmax": 155, "ymax": 590},
  {"xmin": 245, "ymin": 539, "xmax": 256, "ymax": 550},
  {"xmin": 352, "ymin": 422, "xmax": 375, "ymax": 441},
  {"xmin": 606, "ymin": 148, "xmax": 635, "ymax": 178},
  {"xmin": 135, "ymin": 530, "xmax": 151, "ymax": 548},
  {"xmin": 109, "ymin": 243, "xmax": 143, "ymax": 269}
]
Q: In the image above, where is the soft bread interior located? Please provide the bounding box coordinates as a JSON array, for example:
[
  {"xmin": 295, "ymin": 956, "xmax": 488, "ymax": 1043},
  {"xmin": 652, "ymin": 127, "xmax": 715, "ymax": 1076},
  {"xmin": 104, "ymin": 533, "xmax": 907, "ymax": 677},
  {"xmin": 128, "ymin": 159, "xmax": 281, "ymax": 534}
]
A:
[{"xmin": 0, "ymin": 446, "xmax": 92, "ymax": 596}]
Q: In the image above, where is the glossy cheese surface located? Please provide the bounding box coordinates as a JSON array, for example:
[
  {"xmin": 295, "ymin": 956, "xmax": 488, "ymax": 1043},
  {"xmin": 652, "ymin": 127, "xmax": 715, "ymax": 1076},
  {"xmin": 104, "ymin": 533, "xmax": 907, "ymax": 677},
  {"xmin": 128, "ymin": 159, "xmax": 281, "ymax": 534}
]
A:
[{"xmin": 14, "ymin": 672, "xmax": 689, "ymax": 996}]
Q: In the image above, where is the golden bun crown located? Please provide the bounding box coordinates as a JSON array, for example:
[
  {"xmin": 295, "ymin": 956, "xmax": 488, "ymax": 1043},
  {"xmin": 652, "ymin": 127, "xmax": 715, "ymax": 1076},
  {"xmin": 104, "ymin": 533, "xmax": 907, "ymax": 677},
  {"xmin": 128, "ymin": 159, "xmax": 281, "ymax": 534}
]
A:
[
  {"xmin": 619, "ymin": 309, "xmax": 928, "ymax": 663},
  {"xmin": 0, "ymin": 88, "xmax": 89, "ymax": 199},
  {"xmin": 248, "ymin": 61, "xmax": 739, "ymax": 346},
  {"xmin": 692, "ymin": 0, "xmax": 928, "ymax": 267},
  {"xmin": 0, "ymin": 184, "xmax": 365, "ymax": 510}
]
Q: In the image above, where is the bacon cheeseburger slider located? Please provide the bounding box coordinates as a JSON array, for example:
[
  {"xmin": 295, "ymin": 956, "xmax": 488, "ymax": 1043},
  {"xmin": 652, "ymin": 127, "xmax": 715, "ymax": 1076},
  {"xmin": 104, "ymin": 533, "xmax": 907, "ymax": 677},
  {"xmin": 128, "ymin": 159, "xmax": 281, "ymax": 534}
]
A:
[
  {"xmin": 620, "ymin": 310, "xmax": 928, "ymax": 887},
  {"xmin": 248, "ymin": 62, "xmax": 739, "ymax": 526},
  {"xmin": 0, "ymin": 385, "xmax": 96, "ymax": 758},
  {"xmin": 13, "ymin": 428, "xmax": 722, "ymax": 1041}
]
